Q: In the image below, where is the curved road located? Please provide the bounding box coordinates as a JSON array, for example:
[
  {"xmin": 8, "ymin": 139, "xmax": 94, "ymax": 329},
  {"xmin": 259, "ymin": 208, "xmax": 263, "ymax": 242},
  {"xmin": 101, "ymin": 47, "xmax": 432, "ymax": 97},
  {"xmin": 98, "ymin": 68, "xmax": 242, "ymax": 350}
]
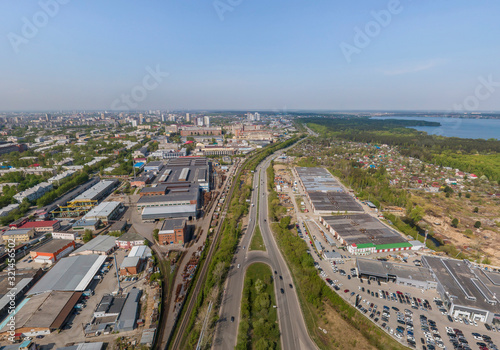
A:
[{"xmin": 213, "ymin": 142, "xmax": 317, "ymax": 350}]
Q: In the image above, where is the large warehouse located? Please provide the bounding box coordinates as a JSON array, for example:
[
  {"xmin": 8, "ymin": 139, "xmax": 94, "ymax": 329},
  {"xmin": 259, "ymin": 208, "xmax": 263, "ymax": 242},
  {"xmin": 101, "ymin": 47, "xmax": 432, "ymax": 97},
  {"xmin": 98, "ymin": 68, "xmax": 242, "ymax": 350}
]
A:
[
  {"xmin": 320, "ymin": 214, "xmax": 412, "ymax": 255},
  {"xmin": 138, "ymin": 184, "xmax": 200, "ymax": 221},
  {"xmin": 294, "ymin": 167, "xmax": 343, "ymax": 192},
  {"xmin": 160, "ymin": 157, "xmax": 210, "ymax": 191},
  {"xmin": 28, "ymin": 254, "xmax": 106, "ymax": 295},
  {"xmin": 71, "ymin": 235, "xmax": 117, "ymax": 256},
  {"xmin": 0, "ymin": 291, "xmax": 81, "ymax": 339},
  {"xmin": 356, "ymin": 258, "xmax": 437, "ymax": 290},
  {"xmin": 73, "ymin": 179, "xmax": 118, "ymax": 203},
  {"xmin": 422, "ymin": 256, "xmax": 500, "ymax": 324},
  {"xmin": 29, "ymin": 239, "xmax": 75, "ymax": 264},
  {"xmin": 307, "ymin": 191, "xmax": 363, "ymax": 214},
  {"xmin": 82, "ymin": 201, "xmax": 123, "ymax": 224},
  {"xmin": 294, "ymin": 167, "xmax": 363, "ymax": 214}
]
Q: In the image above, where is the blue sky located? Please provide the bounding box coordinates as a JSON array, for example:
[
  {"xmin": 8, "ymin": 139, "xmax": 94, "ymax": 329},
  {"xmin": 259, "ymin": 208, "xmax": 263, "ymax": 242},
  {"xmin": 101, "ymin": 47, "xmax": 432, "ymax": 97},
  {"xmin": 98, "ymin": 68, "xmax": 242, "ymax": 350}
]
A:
[{"xmin": 1, "ymin": 0, "xmax": 500, "ymax": 111}]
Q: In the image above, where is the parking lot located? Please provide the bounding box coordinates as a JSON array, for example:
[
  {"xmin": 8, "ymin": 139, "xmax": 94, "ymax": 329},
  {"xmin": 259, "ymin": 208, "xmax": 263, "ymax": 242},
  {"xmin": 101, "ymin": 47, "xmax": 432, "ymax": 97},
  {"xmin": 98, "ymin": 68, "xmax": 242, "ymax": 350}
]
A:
[{"xmin": 290, "ymin": 218, "xmax": 500, "ymax": 350}]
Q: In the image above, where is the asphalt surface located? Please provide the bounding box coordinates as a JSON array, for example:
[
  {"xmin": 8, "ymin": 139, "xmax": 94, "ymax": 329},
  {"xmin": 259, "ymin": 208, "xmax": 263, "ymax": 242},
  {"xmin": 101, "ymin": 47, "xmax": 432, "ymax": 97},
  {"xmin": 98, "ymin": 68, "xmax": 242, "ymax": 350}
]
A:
[{"xmin": 213, "ymin": 146, "xmax": 317, "ymax": 350}]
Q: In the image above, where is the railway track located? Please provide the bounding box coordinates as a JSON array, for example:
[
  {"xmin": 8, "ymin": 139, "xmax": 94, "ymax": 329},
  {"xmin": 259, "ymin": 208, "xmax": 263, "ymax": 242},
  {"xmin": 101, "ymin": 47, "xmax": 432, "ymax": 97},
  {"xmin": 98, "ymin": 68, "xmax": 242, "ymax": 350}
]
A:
[{"xmin": 167, "ymin": 160, "xmax": 243, "ymax": 350}]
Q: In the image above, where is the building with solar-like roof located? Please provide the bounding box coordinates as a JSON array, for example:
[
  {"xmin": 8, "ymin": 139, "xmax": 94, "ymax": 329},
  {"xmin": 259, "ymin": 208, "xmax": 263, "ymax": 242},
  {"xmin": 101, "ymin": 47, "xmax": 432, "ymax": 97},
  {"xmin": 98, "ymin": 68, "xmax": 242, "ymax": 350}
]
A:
[
  {"xmin": 294, "ymin": 167, "xmax": 363, "ymax": 214},
  {"xmin": 320, "ymin": 214, "xmax": 412, "ymax": 255}
]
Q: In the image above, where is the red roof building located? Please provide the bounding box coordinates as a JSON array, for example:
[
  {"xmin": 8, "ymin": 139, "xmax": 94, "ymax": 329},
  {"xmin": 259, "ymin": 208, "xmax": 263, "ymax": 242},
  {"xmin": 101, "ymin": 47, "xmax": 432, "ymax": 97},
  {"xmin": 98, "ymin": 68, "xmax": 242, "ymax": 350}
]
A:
[{"xmin": 19, "ymin": 220, "xmax": 61, "ymax": 232}]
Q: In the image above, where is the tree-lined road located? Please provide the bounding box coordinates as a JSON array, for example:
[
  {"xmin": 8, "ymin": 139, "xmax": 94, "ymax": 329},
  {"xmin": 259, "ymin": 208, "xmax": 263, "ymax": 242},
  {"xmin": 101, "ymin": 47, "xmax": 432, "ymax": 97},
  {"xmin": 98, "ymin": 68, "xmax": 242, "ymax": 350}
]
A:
[{"xmin": 213, "ymin": 141, "xmax": 317, "ymax": 350}]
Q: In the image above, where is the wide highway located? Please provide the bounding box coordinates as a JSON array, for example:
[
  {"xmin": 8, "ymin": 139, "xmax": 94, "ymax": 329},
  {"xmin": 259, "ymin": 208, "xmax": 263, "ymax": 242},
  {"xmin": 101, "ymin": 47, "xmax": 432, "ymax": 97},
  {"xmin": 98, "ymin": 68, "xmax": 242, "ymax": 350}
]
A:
[{"xmin": 213, "ymin": 141, "xmax": 317, "ymax": 350}]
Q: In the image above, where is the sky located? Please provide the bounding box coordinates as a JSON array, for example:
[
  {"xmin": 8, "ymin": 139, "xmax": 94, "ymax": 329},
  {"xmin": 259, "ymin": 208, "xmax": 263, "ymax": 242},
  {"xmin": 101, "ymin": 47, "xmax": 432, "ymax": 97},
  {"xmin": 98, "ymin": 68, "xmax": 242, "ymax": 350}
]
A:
[{"xmin": 1, "ymin": 0, "xmax": 500, "ymax": 112}]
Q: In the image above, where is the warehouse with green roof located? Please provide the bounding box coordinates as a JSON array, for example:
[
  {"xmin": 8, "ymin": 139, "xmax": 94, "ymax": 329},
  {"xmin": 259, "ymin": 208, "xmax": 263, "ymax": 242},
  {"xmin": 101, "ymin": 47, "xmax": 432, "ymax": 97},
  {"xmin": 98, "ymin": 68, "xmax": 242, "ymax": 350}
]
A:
[{"xmin": 320, "ymin": 214, "xmax": 414, "ymax": 255}]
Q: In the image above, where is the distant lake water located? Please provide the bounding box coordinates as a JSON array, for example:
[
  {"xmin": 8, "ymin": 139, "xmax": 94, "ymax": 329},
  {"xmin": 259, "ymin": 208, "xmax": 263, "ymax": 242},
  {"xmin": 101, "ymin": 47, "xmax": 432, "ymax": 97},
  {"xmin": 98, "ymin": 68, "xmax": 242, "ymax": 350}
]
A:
[{"xmin": 371, "ymin": 116, "xmax": 500, "ymax": 140}]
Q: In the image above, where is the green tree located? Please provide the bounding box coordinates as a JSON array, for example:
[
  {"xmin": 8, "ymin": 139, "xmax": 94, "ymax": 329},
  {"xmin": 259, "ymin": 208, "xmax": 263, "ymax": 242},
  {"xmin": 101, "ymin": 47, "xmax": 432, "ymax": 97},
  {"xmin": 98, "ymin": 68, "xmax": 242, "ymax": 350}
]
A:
[
  {"xmin": 279, "ymin": 216, "xmax": 291, "ymax": 230},
  {"xmin": 82, "ymin": 229, "xmax": 94, "ymax": 243},
  {"xmin": 465, "ymin": 193, "xmax": 471, "ymax": 198},
  {"xmin": 451, "ymin": 218, "xmax": 459, "ymax": 228},
  {"xmin": 474, "ymin": 221, "xmax": 481, "ymax": 228},
  {"xmin": 153, "ymin": 228, "xmax": 159, "ymax": 242},
  {"xmin": 473, "ymin": 207, "xmax": 479, "ymax": 213},
  {"xmin": 408, "ymin": 206, "xmax": 425, "ymax": 224}
]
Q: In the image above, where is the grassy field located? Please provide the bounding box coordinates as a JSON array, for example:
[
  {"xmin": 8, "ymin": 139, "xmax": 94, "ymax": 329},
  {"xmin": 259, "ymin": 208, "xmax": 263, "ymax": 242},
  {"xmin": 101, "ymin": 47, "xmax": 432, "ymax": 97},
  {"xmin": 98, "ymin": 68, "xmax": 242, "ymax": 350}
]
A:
[
  {"xmin": 249, "ymin": 225, "xmax": 265, "ymax": 251},
  {"xmin": 236, "ymin": 263, "xmax": 280, "ymax": 350}
]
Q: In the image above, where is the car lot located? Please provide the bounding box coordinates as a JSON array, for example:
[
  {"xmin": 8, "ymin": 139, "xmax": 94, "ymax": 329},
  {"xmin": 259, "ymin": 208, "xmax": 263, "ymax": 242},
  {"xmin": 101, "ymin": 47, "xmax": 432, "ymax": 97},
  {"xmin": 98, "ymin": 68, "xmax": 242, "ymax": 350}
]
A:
[{"xmin": 307, "ymin": 248, "xmax": 500, "ymax": 349}]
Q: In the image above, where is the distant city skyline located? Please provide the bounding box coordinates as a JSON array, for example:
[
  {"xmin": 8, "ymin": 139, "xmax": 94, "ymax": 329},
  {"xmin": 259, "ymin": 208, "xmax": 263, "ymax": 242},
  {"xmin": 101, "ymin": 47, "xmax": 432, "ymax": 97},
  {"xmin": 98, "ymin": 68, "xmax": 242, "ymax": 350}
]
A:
[{"xmin": 1, "ymin": 0, "xmax": 500, "ymax": 111}]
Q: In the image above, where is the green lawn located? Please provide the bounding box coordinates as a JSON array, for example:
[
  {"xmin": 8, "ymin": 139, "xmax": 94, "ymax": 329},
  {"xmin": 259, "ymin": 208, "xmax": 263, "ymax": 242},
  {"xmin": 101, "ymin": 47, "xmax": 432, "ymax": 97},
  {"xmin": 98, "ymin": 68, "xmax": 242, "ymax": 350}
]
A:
[
  {"xmin": 249, "ymin": 225, "xmax": 266, "ymax": 251},
  {"xmin": 236, "ymin": 263, "xmax": 280, "ymax": 350}
]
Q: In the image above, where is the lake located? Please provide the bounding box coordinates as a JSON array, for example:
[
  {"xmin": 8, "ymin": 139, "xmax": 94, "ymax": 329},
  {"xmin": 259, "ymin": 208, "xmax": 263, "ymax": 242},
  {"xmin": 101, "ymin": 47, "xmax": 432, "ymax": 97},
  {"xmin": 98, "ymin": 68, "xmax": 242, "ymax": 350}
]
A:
[{"xmin": 371, "ymin": 116, "xmax": 500, "ymax": 140}]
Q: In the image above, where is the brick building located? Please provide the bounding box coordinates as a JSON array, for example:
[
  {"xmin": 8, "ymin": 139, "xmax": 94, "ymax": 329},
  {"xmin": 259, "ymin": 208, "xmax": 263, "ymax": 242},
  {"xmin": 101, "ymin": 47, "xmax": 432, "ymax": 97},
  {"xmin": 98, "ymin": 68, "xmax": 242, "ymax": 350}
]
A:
[{"xmin": 158, "ymin": 218, "xmax": 187, "ymax": 245}]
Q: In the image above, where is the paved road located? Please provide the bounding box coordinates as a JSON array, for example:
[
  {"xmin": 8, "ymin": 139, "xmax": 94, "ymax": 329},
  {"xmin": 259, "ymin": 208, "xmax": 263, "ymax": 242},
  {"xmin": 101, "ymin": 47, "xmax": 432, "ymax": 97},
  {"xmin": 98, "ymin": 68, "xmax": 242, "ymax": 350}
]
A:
[{"xmin": 213, "ymin": 141, "xmax": 317, "ymax": 350}]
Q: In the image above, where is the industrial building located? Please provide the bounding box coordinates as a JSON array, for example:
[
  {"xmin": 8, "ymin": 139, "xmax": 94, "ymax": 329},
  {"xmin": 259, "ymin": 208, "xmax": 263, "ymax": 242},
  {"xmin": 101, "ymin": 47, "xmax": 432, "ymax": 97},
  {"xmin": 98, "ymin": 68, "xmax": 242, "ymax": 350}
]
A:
[
  {"xmin": 73, "ymin": 179, "xmax": 118, "ymax": 202},
  {"xmin": 137, "ymin": 186, "xmax": 199, "ymax": 208},
  {"xmin": 0, "ymin": 291, "xmax": 81, "ymax": 339},
  {"xmin": 57, "ymin": 342, "xmax": 104, "ymax": 350},
  {"xmin": 356, "ymin": 258, "xmax": 438, "ymax": 290},
  {"xmin": 51, "ymin": 231, "xmax": 77, "ymax": 240},
  {"xmin": 1, "ymin": 228, "xmax": 35, "ymax": 243},
  {"xmin": 56, "ymin": 179, "xmax": 118, "ymax": 217},
  {"xmin": 116, "ymin": 231, "xmax": 145, "ymax": 249},
  {"xmin": 294, "ymin": 167, "xmax": 343, "ymax": 192},
  {"xmin": 294, "ymin": 167, "xmax": 364, "ymax": 214},
  {"xmin": 84, "ymin": 288, "xmax": 141, "ymax": 334},
  {"xmin": 161, "ymin": 157, "xmax": 210, "ymax": 191},
  {"xmin": 307, "ymin": 191, "xmax": 363, "ymax": 214},
  {"xmin": 0, "ymin": 269, "xmax": 43, "ymax": 321},
  {"xmin": 128, "ymin": 245, "xmax": 152, "ymax": 259},
  {"xmin": 320, "ymin": 214, "xmax": 412, "ymax": 255},
  {"xmin": 71, "ymin": 235, "xmax": 117, "ymax": 256},
  {"xmin": 30, "ymin": 239, "xmax": 75, "ymax": 264},
  {"xmin": 72, "ymin": 219, "xmax": 99, "ymax": 231},
  {"xmin": 141, "ymin": 205, "xmax": 197, "ymax": 221},
  {"xmin": 19, "ymin": 220, "xmax": 61, "ymax": 232},
  {"xmin": 139, "ymin": 184, "xmax": 168, "ymax": 197},
  {"xmin": 422, "ymin": 256, "xmax": 500, "ymax": 323},
  {"xmin": 144, "ymin": 161, "xmax": 164, "ymax": 173},
  {"xmin": 130, "ymin": 173, "xmax": 155, "ymax": 187},
  {"xmin": 158, "ymin": 218, "xmax": 187, "ymax": 245},
  {"xmin": 28, "ymin": 254, "xmax": 106, "ymax": 295},
  {"xmin": 120, "ymin": 256, "xmax": 141, "ymax": 275},
  {"xmin": 138, "ymin": 183, "xmax": 200, "ymax": 221},
  {"xmin": 82, "ymin": 201, "xmax": 123, "ymax": 224}
]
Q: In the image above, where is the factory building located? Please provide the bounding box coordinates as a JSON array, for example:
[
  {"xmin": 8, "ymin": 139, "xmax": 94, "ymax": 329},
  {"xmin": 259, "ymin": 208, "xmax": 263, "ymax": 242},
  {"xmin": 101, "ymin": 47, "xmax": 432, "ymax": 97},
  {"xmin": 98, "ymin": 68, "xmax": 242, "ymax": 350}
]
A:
[
  {"xmin": 320, "ymin": 214, "xmax": 412, "ymax": 255},
  {"xmin": 70, "ymin": 235, "xmax": 117, "ymax": 256},
  {"xmin": 19, "ymin": 220, "xmax": 61, "ymax": 232},
  {"xmin": 72, "ymin": 179, "xmax": 118, "ymax": 203},
  {"xmin": 422, "ymin": 256, "xmax": 500, "ymax": 324},
  {"xmin": 30, "ymin": 239, "xmax": 75, "ymax": 264},
  {"xmin": 116, "ymin": 231, "xmax": 145, "ymax": 249},
  {"xmin": 28, "ymin": 254, "xmax": 107, "ymax": 295},
  {"xmin": 0, "ymin": 291, "xmax": 82, "ymax": 339},
  {"xmin": 143, "ymin": 161, "xmax": 164, "ymax": 173},
  {"xmin": 161, "ymin": 157, "xmax": 210, "ymax": 191},
  {"xmin": 82, "ymin": 201, "xmax": 123, "ymax": 224},
  {"xmin": 51, "ymin": 231, "xmax": 77, "ymax": 240},
  {"xmin": 158, "ymin": 218, "xmax": 187, "ymax": 245},
  {"xmin": 2, "ymin": 228, "xmax": 35, "ymax": 243},
  {"xmin": 356, "ymin": 258, "xmax": 438, "ymax": 290}
]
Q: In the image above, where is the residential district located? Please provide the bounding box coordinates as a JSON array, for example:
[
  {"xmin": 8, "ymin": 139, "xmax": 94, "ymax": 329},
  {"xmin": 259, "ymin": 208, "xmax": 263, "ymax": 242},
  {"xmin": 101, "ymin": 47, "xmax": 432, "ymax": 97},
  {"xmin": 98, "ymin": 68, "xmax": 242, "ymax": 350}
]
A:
[{"xmin": 0, "ymin": 112, "xmax": 498, "ymax": 350}]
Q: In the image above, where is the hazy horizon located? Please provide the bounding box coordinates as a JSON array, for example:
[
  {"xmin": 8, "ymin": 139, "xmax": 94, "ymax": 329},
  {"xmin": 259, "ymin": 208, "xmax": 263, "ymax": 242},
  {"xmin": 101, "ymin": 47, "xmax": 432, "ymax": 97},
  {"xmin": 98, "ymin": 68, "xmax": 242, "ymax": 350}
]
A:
[{"xmin": 2, "ymin": 1, "xmax": 500, "ymax": 111}]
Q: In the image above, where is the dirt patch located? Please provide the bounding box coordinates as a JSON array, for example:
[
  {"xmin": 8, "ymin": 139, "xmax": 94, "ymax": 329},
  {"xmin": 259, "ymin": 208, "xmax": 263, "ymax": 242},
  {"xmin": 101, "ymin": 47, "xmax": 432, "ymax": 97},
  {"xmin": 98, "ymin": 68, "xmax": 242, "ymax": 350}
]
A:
[{"xmin": 316, "ymin": 301, "xmax": 378, "ymax": 350}]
